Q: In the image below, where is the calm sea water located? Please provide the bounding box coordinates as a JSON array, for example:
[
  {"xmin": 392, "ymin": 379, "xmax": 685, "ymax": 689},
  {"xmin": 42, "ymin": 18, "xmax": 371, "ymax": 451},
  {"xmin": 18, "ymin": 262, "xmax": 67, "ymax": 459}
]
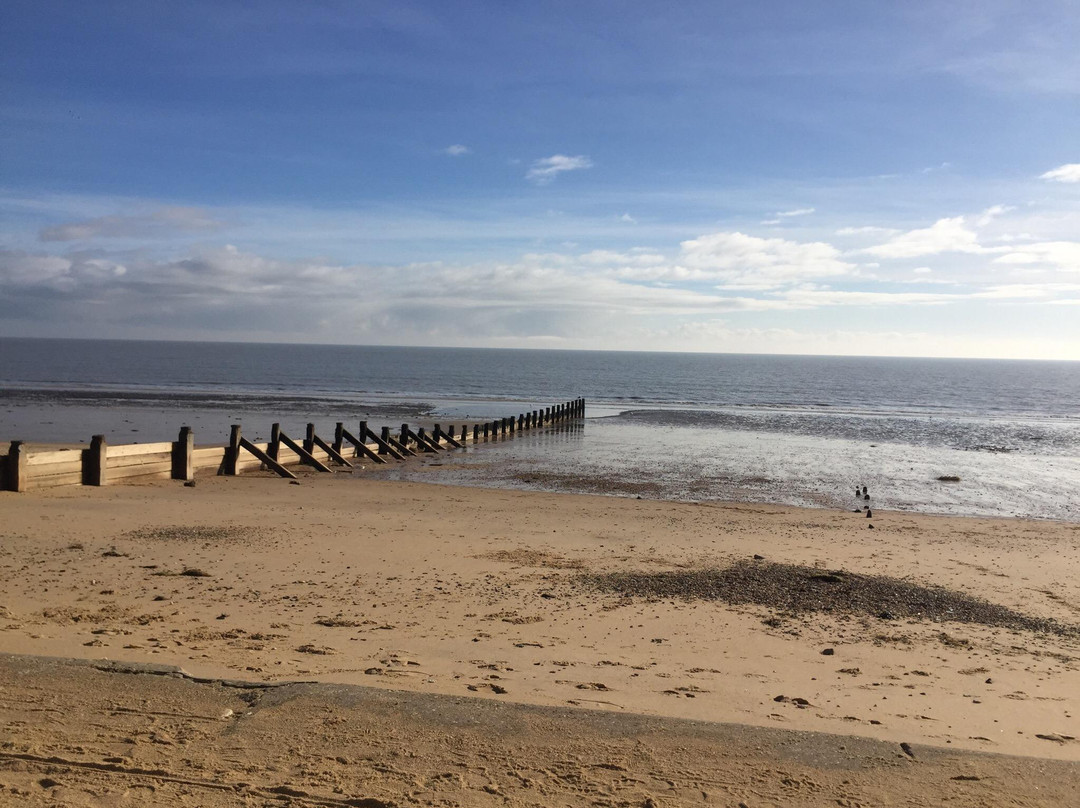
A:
[{"xmin": 2, "ymin": 338, "xmax": 1078, "ymax": 520}]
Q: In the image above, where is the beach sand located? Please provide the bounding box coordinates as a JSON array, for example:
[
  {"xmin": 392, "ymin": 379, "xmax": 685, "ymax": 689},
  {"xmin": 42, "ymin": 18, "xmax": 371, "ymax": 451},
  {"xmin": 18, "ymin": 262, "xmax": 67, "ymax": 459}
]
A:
[{"xmin": 2, "ymin": 471, "xmax": 1079, "ymax": 804}]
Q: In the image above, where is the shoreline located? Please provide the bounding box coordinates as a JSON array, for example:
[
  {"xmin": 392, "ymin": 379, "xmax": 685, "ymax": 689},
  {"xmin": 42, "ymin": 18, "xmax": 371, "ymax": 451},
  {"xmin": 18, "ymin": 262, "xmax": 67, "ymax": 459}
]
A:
[{"xmin": 2, "ymin": 473, "xmax": 1078, "ymax": 765}]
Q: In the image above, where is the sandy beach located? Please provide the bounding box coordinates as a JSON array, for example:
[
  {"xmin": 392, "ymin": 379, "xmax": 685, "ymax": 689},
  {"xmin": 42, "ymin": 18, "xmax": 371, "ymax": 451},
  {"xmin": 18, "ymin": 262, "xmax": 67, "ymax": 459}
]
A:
[{"xmin": 2, "ymin": 470, "xmax": 1079, "ymax": 805}]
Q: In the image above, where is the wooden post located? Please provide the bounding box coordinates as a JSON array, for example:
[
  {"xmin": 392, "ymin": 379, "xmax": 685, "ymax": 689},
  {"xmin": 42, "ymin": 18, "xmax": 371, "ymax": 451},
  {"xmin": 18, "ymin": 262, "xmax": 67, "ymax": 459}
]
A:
[
  {"xmin": 400, "ymin": 424, "xmax": 410, "ymax": 450},
  {"xmin": 304, "ymin": 423, "xmax": 316, "ymax": 454},
  {"xmin": 269, "ymin": 423, "xmax": 281, "ymax": 462},
  {"xmin": 226, "ymin": 425, "xmax": 241, "ymax": 475},
  {"xmin": 483, "ymin": 423, "xmax": 489, "ymax": 440},
  {"xmin": 310, "ymin": 430, "xmax": 354, "ymax": 467},
  {"xmin": 434, "ymin": 425, "xmax": 462, "ymax": 448},
  {"xmin": 473, "ymin": 424, "xmax": 480, "ymax": 442},
  {"xmin": 339, "ymin": 427, "xmax": 386, "ymax": 464},
  {"xmin": 518, "ymin": 414, "xmax": 525, "ymax": 431},
  {"xmin": 173, "ymin": 426, "xmax": 194, "ymax": 481},
  {"xmin": 509, "ymin": 417, "xmax": 515, "ymax": 434},
  {"xmin": 367, "ymin": 424, "xmax": 406, "ymax": 460},
  {"xmin": 5, "ymin": 441, "xmax": 27, "ymax": 492},
  {"xmin": 87, "ymin": 434, "xmax": 107, "ymax": 486},
  {"xmin": 278, "ymin": 429, "xmax": 333, "ymax": 472},
  {"xmin": 334, "ymin": 422, "xmax": 345, "ymax": 456}
]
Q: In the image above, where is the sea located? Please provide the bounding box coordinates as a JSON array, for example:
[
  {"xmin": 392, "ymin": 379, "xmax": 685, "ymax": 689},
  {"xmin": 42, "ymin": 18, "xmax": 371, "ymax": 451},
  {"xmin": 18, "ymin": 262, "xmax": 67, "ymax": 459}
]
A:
[{"xmin": 2, "ymin": 338, "xmax": 1078, "ymax": 521}]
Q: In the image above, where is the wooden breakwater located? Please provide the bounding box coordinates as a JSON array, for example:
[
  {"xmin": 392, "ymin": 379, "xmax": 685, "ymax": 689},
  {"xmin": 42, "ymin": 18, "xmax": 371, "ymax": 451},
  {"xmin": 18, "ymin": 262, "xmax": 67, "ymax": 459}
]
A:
[{"xmin": 0, "ymin": 398, "xmax": 586, "ymax": 492}]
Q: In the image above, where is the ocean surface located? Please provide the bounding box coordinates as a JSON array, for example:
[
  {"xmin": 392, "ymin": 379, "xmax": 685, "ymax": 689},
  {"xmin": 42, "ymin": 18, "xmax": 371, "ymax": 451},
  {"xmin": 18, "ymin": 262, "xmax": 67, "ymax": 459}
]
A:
[{"xmin": 2, "ymin": 338, "xmax": 1078, "ymax": 521}]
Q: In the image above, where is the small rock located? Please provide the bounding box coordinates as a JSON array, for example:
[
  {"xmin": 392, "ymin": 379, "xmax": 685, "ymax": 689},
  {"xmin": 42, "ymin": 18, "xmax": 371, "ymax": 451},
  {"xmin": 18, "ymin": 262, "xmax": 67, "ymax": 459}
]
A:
[
  {"xmin": 38, "ymin": 778, "xmax": 60, "ymax": 789},
  {"xmin": 753, "ymin": 554, "xmax": 765, "ymax": 560},
  {"xmin": 183, "ymin": 480, "xmax": 196, "ymax": 488},
  {"xmin": 821, "ymin": 647, "xmax": 835, "ymax": 656},
  {"xmin": 289, "ymin": 480, "xmax": 301, "ymax": 485},
  {"xmin": 900, "ymin": 742, "xmax": 916, "ymax": 759}
]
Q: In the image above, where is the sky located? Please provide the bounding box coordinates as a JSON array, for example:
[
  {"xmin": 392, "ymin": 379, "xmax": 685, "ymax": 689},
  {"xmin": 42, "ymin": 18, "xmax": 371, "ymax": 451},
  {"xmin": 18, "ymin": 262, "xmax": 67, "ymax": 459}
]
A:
[{"xmin": 1, "ymin": 1, "xmax": 1079, "ymax": 359}]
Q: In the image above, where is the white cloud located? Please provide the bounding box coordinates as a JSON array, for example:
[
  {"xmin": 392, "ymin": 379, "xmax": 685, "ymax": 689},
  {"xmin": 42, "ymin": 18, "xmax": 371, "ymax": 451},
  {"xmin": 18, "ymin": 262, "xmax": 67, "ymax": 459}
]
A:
[
  {"xmin": 526, "ymin": 154, "xmax": 593, "ymax": 184},
  {"xmin": 579, "ymin": 249, "xmax": 665, "ymax": 267},
  {"xmin": 913, "ymin": 266, "xmax": 933, "ymax": 274},
  {"xmin": 835, "ymin": 226, "xmax": 899, "ymax": 236},
  {"xmin": 444, "ymin": 144, "xmax": 470, "ymax": 156},
  {"xmin": 778, "ymin": 289, "xmax": 957, "ymax": 308},
  {"xmin": 759, "ymin": 219, "xmax": 781, "ymax": 225},
  {"xmin": 680, "ymin": 231, "xmax": 853, "ymax": 286},
  {"xmin": 39, "ymin": 207, "xmax": 223, "ymax": 242},
  {"xmin": 619, "ymin": 213, "xmax": 637, "ymax": 223},
  {"xmin": 1039, "ymin": 163, "xmax": 1080, "ymax": 183},
  {"xmin": 992, "ymin": 241, "xmax": 1080, "ymax": 272},
  {"xmin": 776, "ymin": 207, "xmax": 815, "ymax": 217},
  {"xmin": 861, "ymin": 216, "xmax": 984, "ymax": 259},
  {"xmin": 976, "ymin": 204, "xmax": 1015, "ymax": 227}
]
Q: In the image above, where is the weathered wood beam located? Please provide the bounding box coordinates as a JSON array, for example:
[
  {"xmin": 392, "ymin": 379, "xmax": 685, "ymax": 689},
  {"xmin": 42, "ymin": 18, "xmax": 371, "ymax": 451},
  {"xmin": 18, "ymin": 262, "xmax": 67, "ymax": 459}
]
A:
[
  {"xmin": 238, "ymin": 437, "xmax": 297, "ymax": 479},
  {"xmin": 86, "ymin": 434, "xmax": 107, "ymax": 486},
  {"xmin": 278, "ymin": 430, "xmax": 333, "ymax": 473},
  {"xmin": 308, "ymin": 425, "xmax": 354, "ymax": 467},
  {"xmin": 371, "ymin": 424, "xmax": 409, "ymax": 459},
  {"xmin": 407, "ymin": 427, "xmax": 441, "ymax": 453},
  {"xmin": 340, "ymin": 427, "xmax": 386, "ymax": 464},
  {"xmin": 173, "ymin": 426, "xmax": 194, "ymax": 480},
  {"xmin": 433, "ymin": 424, "xmax": 462, "ymax": 448}
]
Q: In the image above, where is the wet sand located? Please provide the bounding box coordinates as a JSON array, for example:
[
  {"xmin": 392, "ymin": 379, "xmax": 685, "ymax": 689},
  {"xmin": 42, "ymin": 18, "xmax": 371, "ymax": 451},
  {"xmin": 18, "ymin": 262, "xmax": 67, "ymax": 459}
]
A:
[{"xmin": 2, "ymin": 472, "xmax": 1079, "ymax": 803}]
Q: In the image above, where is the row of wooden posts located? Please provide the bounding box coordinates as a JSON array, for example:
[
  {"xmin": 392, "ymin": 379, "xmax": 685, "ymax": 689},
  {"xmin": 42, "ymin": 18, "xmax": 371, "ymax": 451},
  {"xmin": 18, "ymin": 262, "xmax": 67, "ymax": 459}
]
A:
[
  {"xmin": 225, "ymin": 397, "xmax": 587, "ymax": 479},
  {"xmin": 1, "ymin": 398, "xmax": 586, "ymax": 491}
]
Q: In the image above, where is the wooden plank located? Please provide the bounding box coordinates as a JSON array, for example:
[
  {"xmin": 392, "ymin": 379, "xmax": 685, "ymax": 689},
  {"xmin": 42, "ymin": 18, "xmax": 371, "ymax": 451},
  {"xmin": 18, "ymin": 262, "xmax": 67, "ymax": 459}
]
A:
[
  {"xmin": 107, "ymin": 462, "xmax": 174, "ymax": 481},
  {"xmin": 107, "ymin": 452, "xmax": 173, "ymax": 469},
  {"xmin": 278, "ymin": 431, "xmax": 332, "ymax": 472},
  {"xmin": 106, "ymin": 441, "xmax": 174, "ymax": 459},
  {"xmin": 31, "ymin": 472, "xmax": 85, "ymax": 489},
  {"xmin": 239, "ymin": 437, "xmax": 297, "ymax": 479},
  {"xmin": 192, "ymin": 447, "xmax": 227, "ymax": 460},
  {"xmin": 27, "ymin": 459, "xmax": 85, "ymax": 477},
  {"xmin": 26, "ymin": 449, "xmax": 85, "ymax": 466}
]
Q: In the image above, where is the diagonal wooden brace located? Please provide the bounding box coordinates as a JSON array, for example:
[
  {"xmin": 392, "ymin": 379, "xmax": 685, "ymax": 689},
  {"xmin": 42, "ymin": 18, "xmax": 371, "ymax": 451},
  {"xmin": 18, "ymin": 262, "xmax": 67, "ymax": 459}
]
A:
[
  {"xmin": 367, "ymin": 426, "xmax": 407, "ymax": 459},
  {"xmin": 310, "ymin": 429, "xmax": 355, "ymax": 467},
  {"xmin": 239, "ymin": 437, "xmax": 297, "ymax": 479},
  {"xmin": 340, "ymin": 428, "xmax": 386, "ymax": 464},
  {"xmin": 278, "ymin": 430, "xmax": 333, "ymax": 472},
  {"xmin": 433, "ymin": 424, "xmax": 462, "ymax": 448}
]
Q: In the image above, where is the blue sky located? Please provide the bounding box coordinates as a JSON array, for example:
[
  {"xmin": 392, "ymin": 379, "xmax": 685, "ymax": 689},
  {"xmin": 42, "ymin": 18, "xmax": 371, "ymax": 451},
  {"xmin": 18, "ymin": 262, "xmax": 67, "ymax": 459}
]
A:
[{"xmin": 2, "ymin": 1, "xmax": 1078, "ymax": 357}]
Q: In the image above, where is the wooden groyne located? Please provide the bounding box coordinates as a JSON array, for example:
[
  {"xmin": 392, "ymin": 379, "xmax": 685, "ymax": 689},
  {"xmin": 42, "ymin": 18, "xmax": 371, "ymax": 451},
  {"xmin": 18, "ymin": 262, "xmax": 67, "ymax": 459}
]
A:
[{"xmin": 0, "ymin": 398, "xmax": 586, "ymax": 492}]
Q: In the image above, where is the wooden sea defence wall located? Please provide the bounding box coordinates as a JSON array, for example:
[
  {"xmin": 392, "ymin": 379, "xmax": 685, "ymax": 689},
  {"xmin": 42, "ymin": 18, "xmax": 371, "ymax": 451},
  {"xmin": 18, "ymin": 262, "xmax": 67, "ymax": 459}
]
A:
[{"xmin": 1, "ymin": 398, "xmax": 585, "ymax": 493}]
